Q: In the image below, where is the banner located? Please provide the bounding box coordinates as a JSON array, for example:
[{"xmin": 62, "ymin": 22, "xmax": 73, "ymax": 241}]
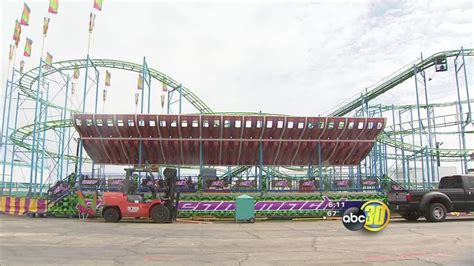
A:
[
  {"xmin": 178, "ymin": 196, "xmax": 361, "ymax": 212},
  {"xmin": 9, "ymin": 45, "xmax": 15, "ymax": 60},
  {"xmin": 13, "ymin": 20, "xmax": 21, "ymax": 45},
  {"xmin": 272, "ymin": 179, "xmax": 292, "ymax": 189},
  {"xmin": 134, "ymin": 92, "xmax": 139, "ymax": 105},
  {"xmin": 49, "ymin": 0, "xmax": 58, "ymax": 14},
  {"xmin": 79, "ymin": 178, "xmax": 105, "ymax": 190},
  {"xmin": 162, "ymin": 80, "xmax": 167, "ymax": 92},
  {"xmin": 107, "ymin": 178, "xmax": 125, "ymax": 190},
  {"xmin": 20, "ymin": 3, "xmax": 31, "ymax": 26},
  {"xmin": 298, "ymin": 180, "xmax": 319, "ymax": 192},
  {"xmin": 23, "ymin": 38, "xmax": 32, "ymax": 57},
  {"xmin": 234, "ymin": 179, "xmax": 256, "ymax": 189},
  {"xmin": 94, "ymin": 0, "xmax": 103, "ymax": 11},
  {"xmin": 361, "ymin": 179, "xmax": 378, "ymax": 187},
  {"xmin": 205, "ymin": 179, "xmax": 229, "ymax": 191},
  {"xmin": 0, "ymin": 196, "xmax": 48, "ymax": 215},
  {"xmin": 105, "ymin": 70, "xmax": 111, "ymax": 86},
  {"xmin": 43, "ymin": 17, "xmax": 50, "ymax": 35},
  {"xmin": 45, "ymin": 52, "xmax": 53, "ymax": 66},
  {"xmin": 160, "ymin": 95, "xmax": 165, "ymax": 108},
  {"xmin": 73, "ymin": 66, "xmax": 80, "ymax": 79},
  {"xmin": 20, "ymin": 60, "xmax": 25, "ymax": 74},
  {"xmin": 137, "ymin": 74, "xmax": 143, "ymax": 90},
  {"xmin": 334, "ymin": 179, "xmax": 352, "ymax": 188},
  {"xmin": 89, "ymin": 13, "xmax": 96, "ymax": 32}
]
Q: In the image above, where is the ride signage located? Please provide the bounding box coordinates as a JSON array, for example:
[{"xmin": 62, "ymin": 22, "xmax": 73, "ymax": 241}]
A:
[{"xmin": 298, "ymin": 180, "xmax": 319, "ymax": 192}]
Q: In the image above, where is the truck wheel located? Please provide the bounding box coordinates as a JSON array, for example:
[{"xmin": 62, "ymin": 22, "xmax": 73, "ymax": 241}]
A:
[
  {"xmin": 425, "ymin": 203, "xmax": 447, "ymax": 222},
  {"xmin": 103, "ymin": 207, "xmax": 121, "ymax": 223},
  {"xmin": 151, "ymin": 205, "xmax": 170, "ymax": 223},
  {"xmin": 401, "ymin": 211, "xmax": 420, "ymax": 221}
]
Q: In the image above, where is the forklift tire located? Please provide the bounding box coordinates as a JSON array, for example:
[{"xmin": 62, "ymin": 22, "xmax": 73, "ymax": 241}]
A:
[
  {"xmin": 103, "ymin": 207, "xmax": 121, "ymax": 223},
  {"xmin": 151, "ymin": 205, "xmax": 170, "ymax": 223}
]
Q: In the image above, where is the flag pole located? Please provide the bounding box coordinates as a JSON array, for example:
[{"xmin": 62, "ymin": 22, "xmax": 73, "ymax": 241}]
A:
[
  {"xmin": 13, "ymin": 44, "xmax": 18, "ymax": 74},
  {"xmin": 40, "ymin": 33, "xmax": 46, "ymax": 60},
  {"xmin": 6, "ymin": 45, "xmax": 15, "ymax": 84},
  {"xmin": 87, "ymin": 31, "xmax": 92, "ymax": 56}
]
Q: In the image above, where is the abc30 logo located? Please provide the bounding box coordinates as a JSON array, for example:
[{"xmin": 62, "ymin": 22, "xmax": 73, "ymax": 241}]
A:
[{"xmin": 342, "ymin": 200, "xmax": 390, "ymax": 232}]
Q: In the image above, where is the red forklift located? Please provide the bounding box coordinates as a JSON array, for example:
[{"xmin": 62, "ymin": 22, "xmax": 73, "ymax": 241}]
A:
[{"xmin": 101, "ymin": 168, "xmax": 179, "ymax": 223}]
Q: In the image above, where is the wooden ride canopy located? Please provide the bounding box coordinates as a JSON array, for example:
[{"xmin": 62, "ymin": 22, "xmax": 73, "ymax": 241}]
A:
[{"xmin": 72, "ymin": 114, "xmax": 385, "ymax": 166}]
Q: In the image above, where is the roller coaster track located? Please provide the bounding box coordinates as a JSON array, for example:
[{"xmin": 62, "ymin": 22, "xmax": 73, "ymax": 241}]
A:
[
  {"xmin": 8, "ymin": 49, "xmax": 473, "ymax": 177},
  {"xmin": 18, "ymin": 59, "xmax": 213, "ymax": 114},
  {"xmin": 329, "ymin": 49, "xmax": 474, "ymax": 117}
]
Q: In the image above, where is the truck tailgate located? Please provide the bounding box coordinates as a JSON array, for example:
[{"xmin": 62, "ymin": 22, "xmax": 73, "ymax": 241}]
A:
[{"xmin": 388, "ymin": 191, "xmax": 409, "ymax": 203}]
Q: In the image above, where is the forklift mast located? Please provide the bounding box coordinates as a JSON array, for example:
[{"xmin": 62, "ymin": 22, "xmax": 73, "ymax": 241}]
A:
[{"xmin": 163, "ymin": 168, "xmax": 179, "ymax": 221}]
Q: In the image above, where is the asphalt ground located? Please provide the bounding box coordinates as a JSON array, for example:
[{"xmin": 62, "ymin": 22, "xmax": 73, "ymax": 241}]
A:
[{"xmin": 0, "ymin": 214, "xmax": 473, "ymax": 265}]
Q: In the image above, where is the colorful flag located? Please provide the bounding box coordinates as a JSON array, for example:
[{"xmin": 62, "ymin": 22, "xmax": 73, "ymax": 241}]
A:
[
  {"xmin": 77, "ymin": 191, "xmax": 87, "ymax": 209},
  {"xmin": 46, "ymin": 52, "xmax": 53, "ymax": 65},
  {"xmin": 43, "ymin": 17, "xmax": 50, "ymax": 35},
  {"xmin": 135, "ymin": 92, "xmax": 139, "ymax": 105},
  {"xmin": 162, "ymin": 79, "xmax": 167, "ymax": 92},
  {"xmin": 161, "ymin": 95, "xmax": 165, "ymax": 108},
  {"xmin": 48, "ymin": 0, "xmax": 58, "ymax": 14},
  {"xmin": 20, "ymin": 60, "xmax": 25, "ymax": 74},
  {"xmin": 103, "ymin": 89, "xmax": 107, "ymax": 102},
  {"xmin": 93, "ymin": 0, "xmax": 103, "ymax": 11},
  {"xmin": 9, "ymin": 45, "xmax": 15, "ymax": 60},
  {"xmin": 137, "ymin": 74, "xmax": 143, "ymax": 90},
  {"xmin": 105, "ymin": 70, "xmax": 111, "ymax": 86},
  {"xmin": 91, "ymin": 192, "xmax": 97, "ymax": 214},
  {"xmin": 13, "ymin": 20, "xmax": 21, "ymax": 45},
  {"xmin": 88, "ymin": 13, "xmax": 96, "ymax": 32},
  {"xmin": 23, "ymin": 38, "xmax": 32, "ymax": 57},
  {"xmin": 20, "ymin": 3, "xmax": 31, "ymax": 26},
  {"xmin": 73, "ymin": 66, "xmax": 80, "ymax": 79}
]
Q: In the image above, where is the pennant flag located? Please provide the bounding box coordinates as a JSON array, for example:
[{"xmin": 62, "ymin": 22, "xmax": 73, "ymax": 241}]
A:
[
  {"xmin": 20, "ymin": 3, "xmax": 31, "ymax": 26},
  {"xmin": 13, "ymin": 20, "xmax": 22, "ymax": 46},
  {"xmin": 161, "ymin": 95, "xmax": 165, "ymax": 108},
  {"xmin": 9, "ymin": 45, "xmax": 15, "ymax": 60},
  {"xmin": 48, "ymin": 0, "xmax": 58, "ymax": 14},
  {"xmin": 76, "ymin": 191, "xmax": 89, "ymax": 218},
  {"xmin": 23, "ymin": 38, "xmax": 32, "ymax": 57},
  {"xmin": 135, "ymin": 92, "xmax": 139, "ymax": 105},
  {"xmin": 162, "ymin": 79, "xmax": 167, "ymax": 92},
  {"xmin": 88, "ymin": 13, "xmax": 96, "ymax": 32},
  {"xmin": 73, "ymin": 66, "xmax": 80, "ymax": 79},
  {"xmin": 43, "ymin": 17, "xmax": 50, "ymax": 35},
  {"xmin": 137, "ymin": 74, "xmax": 143, "ymax": 90},
  {"xmin": 91, "ymin": 192, "xmax": 98, "ymax": 214},
  {"xmin": 93, "ymin": 0, "xmax": 103, "ymax": 11},
  {"xmin": 103, "ymin": 89, "xmax": 107, "ymax": 102},
  {"xmin": 77, "ymin": 191, "xmax": 87, "ymax": 208},
  {"xmin": 46, "ymin": 52, "xmax": 53, "ymax": 66},
  {"xmin": 105, "ymin": 70, "xmax": 111, "ymax": 86},
  {"xmin": 20, "ymin": 60, "xmax": 25, "ymax": 74}
]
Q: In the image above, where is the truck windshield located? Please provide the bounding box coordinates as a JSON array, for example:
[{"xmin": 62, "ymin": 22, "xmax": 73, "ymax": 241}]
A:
[{"xmin": 439, "ymin": 176, "xmax": 463, "ymax": 189}]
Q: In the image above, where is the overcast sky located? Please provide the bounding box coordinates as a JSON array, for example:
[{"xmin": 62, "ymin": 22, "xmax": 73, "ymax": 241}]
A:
[
  {"xmin": 2, "ymin": 0, "xmax": 472, "ymax": 116},
  {"xmin": 1, "ymin": 0, "xmax": 473, "ymax": 179}
]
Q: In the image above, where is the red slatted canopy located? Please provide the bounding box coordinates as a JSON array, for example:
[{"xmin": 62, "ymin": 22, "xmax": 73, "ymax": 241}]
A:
[{"xmin": 73, "ymin": 114, "xmax": 385, "ymax": 166}]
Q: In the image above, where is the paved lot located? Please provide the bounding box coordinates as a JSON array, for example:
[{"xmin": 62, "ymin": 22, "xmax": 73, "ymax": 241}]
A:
[{"xmin": 0, "ymin": 214, "xmax": 473, "ymax": 265}]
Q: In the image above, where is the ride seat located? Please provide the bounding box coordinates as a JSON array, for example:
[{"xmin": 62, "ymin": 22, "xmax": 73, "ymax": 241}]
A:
[{"xmin": 127, "ymin": 195, "xmax": 144, "ymax": 203}]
